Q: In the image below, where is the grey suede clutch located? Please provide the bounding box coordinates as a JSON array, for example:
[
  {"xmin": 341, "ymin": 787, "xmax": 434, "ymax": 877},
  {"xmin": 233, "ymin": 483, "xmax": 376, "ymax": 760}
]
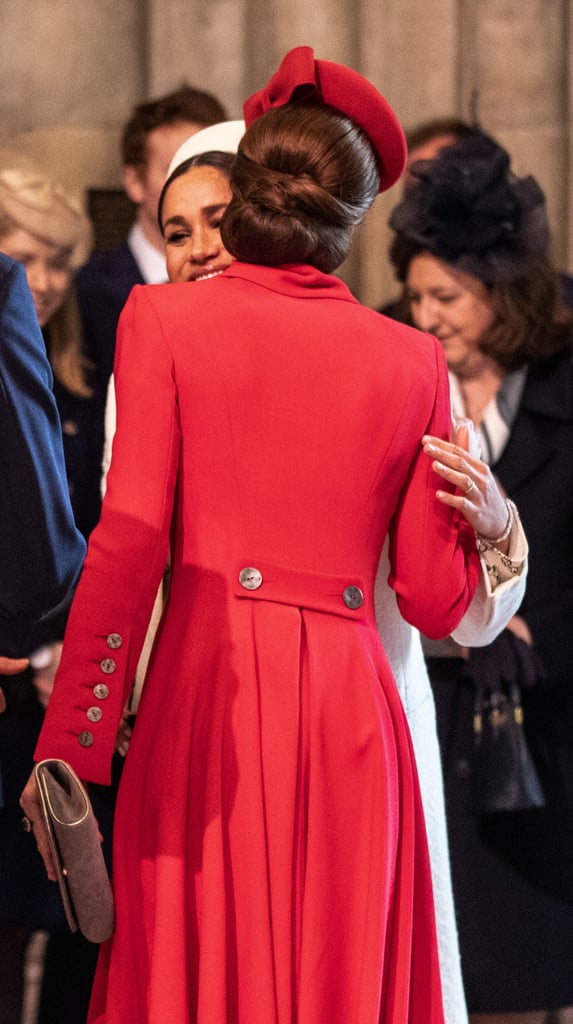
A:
[{"xmin": 34, "ymin": 758, "xmax": 114, "ymax": 944}]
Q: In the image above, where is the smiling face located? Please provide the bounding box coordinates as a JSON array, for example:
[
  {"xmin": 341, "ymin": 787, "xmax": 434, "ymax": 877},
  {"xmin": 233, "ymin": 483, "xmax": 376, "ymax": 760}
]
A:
[
  {"xmin": 406, "ymin": 253, "xmax": 497, "ymax": 378},
  {"xmin": 160, "ymin": 164, "xmax": 233, "ymax": 283},
  {"xmin": 0, "ymin": 226, "xmax": 72, "ymax": 326}
]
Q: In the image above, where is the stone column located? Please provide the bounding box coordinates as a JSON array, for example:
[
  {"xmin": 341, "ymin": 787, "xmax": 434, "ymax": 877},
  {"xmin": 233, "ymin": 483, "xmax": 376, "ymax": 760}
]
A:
[
  {"xmin": 3, "ymin": 0, "xmax": 569, "ymax": 291},
  {"xmin": 359, "ymin": 0, "xmax": 460, "ymax": 308},
  {"xmin": 248, "ymin": 0, "xmax": 359, "ymax": 73},
  {"xmin": 459, "ymin": 0, "xmax": 569, "ymax": 268},
  {"xmin": 0, "ymin": 0, "xmax": 145, "ymax": 196},
  {"xmin": 146, "ymin": 0, "xmax": 247, "ymax": 118},
  {"xmin": 242, "ymin": 0, "xmax": 363, "ymax": 293}
]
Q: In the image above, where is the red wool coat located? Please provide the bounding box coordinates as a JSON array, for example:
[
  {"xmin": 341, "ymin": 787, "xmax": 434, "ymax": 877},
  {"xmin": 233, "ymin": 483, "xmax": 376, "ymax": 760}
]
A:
[{"xmin": 36, "ymin": 262, "xmax": 479, "ymax": 1024}]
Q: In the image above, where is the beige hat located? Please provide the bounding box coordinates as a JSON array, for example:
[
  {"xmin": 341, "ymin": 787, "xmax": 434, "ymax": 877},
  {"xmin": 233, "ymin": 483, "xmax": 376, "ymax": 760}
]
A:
[{"xmin": 0, "ymin": 150, "xmax": 92, "ymax": 269}]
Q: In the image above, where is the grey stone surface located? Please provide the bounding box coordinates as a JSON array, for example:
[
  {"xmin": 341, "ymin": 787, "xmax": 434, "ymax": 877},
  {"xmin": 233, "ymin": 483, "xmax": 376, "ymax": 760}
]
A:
[{"xmin": 0, "ymin": 0, "xmax": 571, "ymax": 300}]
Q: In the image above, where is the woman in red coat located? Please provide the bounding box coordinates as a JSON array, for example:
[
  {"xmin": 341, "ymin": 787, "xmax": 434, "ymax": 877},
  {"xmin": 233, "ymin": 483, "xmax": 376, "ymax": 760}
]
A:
[{"xmin": 22, "ymin": 48, "xmax": 509, "ymax": 1023}]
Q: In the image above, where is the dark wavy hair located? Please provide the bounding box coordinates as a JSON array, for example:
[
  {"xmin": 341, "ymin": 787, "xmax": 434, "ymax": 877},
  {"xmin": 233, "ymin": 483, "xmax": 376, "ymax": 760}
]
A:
[
  {"xmin": 158, "ymin": 150, "xmax": 235, "ymax": 232},
  {"xmin": 389, "ymin": 130, "xmax": 572, "ymax": 369},
  {"xmin": 482, "ymin": 266, "xmax": 573, "ymax": 369},
  {"xmin": 220, "ymin": 103, "xmax": 380, "ymax": 273}
]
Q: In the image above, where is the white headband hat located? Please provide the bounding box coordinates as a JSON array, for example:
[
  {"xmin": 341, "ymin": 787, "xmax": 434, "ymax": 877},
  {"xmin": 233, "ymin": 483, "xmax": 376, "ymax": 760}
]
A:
[{"xmin": 166, "ymin": 120, "xmax": 246, "ymax": 181}]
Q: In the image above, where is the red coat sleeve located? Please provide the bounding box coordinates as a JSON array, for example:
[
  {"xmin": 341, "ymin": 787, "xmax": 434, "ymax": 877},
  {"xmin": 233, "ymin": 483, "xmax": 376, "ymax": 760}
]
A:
[
  {"xmin": 35, "ymin": 287, "xmax": 180, "ymax": 784},
  {"xmin": 387, "ymin": 335, "xmax": 481, "ymax": 638}
]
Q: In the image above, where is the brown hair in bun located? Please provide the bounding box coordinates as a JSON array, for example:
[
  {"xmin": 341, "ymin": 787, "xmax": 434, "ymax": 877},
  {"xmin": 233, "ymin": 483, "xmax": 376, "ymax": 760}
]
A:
[{"xmin": 221, "ymin": 104, "xmax": 380, "ymax": 273}]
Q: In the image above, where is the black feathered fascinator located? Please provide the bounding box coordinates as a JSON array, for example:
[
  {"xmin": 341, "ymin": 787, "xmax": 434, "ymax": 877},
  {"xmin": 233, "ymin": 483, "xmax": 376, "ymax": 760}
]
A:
[{"xmin": 389, "ymin": 129, "xmax": 549, "ymax": 284}]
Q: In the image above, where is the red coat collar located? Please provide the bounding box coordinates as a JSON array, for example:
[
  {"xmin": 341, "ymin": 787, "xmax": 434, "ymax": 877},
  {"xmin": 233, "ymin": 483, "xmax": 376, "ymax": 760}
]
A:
[{"xmin": 221, "ymin": 261, "xmax": 360, "ymax": 303}]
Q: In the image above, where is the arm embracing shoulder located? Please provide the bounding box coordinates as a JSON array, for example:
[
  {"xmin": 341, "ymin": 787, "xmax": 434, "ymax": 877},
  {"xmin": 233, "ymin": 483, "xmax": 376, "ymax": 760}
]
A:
[
  {"xmin": 35, "ymin": 285, "xmax": 180, "ymax": 783},
  {"xmin": 388, "ymin": 336, "xmax": 481, "ymax": 639}
]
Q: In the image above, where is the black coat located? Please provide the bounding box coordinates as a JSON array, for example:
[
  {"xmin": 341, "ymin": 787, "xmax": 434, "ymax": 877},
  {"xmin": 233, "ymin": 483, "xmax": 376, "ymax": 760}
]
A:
[
  {"xmin": 429, "ymin": 346, "xmax": 573, "ymax": 1013},
  {"xmin": 495, "ymin": 348, "xmax": 573, "ymax": 694},
  {"xmin": 76, "ymin": 242, "xmax": 144, "ymax": 397},
  {"xmin": 491, "ymin": 348, "xmax": 573, "ymax": 894},
  {"xmin": 49, "ymin": 367, "xmax": 105, "ymax": 544}
]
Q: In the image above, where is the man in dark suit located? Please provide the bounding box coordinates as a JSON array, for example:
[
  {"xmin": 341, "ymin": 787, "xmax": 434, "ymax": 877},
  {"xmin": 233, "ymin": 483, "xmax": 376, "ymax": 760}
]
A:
[
  {"xmin": 0, "ymin": 253, "xmax": 85, "ymax": 702},
  {"xmin": 76, "ymin": 84, "xmax": 228, "ymax": 398}
]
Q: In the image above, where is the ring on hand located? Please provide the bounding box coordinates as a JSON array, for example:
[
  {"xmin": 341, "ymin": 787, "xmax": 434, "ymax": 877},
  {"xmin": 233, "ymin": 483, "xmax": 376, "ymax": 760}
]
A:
[
  {"xmin": 465, "ymin": 479, "xmax": 478, "ymax": 497},
  {"xmin": 21, "ymin": 815, "xmax": 33, "ymax": 833}
]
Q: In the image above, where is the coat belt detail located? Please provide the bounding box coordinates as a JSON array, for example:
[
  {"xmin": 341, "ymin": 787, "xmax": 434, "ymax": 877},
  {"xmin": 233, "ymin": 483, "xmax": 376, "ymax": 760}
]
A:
[{"xmin": 234, "ymin": 560, "xmax": 367, "ymax": 620}]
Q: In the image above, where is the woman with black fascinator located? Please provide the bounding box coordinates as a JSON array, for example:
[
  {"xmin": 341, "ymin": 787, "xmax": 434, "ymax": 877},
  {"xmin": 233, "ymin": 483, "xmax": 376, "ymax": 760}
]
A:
[{"xmin": 389, "ymin": 130, "xmax": 573, "ymax": 1023}]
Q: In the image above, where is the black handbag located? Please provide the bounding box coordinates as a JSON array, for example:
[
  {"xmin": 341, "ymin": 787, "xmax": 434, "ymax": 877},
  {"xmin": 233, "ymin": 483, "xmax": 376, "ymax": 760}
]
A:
[{"xmin": 467, "ymin": 630, "xmax": 546, "ymax": 815}]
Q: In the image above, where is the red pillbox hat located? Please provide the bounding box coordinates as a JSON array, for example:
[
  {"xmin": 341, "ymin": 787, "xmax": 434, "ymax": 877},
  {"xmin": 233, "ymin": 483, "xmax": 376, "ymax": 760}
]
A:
[{"xmin": 243, "ymin": 46, "xmax": 406, "ymax": 193}]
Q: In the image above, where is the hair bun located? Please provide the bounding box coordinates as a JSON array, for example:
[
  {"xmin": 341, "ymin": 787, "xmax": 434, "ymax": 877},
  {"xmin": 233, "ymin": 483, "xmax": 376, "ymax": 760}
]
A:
[
  {"xmin": 232, "ymin": 154, "xmax": 305, "ymax": 218},
  {"xmin": 221, "ymin": 104, "xmax": 381, "ymax": 273}
]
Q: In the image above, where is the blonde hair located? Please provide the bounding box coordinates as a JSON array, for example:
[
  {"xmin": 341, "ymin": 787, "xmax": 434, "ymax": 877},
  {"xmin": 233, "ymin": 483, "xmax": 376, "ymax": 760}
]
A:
[
  {"xmin": 0, "ymin": 152, "xmax": 93, "ymax": 397},
  {"xmin": 0, "ymin": 152, "xmax": 92, "ymax": 267},
  {"xmin": 47, "ymin": 290, "xmax": 94, "ymax": 399}
]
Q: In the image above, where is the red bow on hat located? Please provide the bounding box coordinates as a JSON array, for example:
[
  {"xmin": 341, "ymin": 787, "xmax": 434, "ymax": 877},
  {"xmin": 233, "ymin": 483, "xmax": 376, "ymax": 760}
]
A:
[
  {"xmin": 244, "ymin": 46, "xmax": 322, "ymax": 119},
  {"xmin": 243, "ymin": 46, "xmax": 407, "ymax": 193}
]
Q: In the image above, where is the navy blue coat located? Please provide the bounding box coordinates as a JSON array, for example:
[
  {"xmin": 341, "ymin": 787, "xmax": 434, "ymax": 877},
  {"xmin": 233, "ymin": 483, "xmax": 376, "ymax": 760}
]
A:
[
  {"xmin": 0, "ymin": 254, "xmax": 86, "ymax": 657},
  {"xmin": 76, "ymin": 242, "xmax": 144, "ymax": 396}
]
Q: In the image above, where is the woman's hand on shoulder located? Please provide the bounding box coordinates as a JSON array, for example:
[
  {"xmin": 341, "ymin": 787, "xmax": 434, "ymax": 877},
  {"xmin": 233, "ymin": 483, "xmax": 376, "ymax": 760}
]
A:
[{"xmin": 422, "ymin": 419, "xmax": 511, "ymax": 550}]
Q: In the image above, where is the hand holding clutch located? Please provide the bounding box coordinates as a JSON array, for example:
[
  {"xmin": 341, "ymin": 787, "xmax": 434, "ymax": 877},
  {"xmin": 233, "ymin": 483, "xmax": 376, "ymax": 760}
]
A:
[{"xmin": 22, "ymin": 759, "xmax": 114, "ymax": 943}]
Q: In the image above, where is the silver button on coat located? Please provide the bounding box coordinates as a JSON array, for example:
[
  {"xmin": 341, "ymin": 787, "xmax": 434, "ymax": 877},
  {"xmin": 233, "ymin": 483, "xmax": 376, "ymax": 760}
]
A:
[
  {"xmin": 342, "ymin": 585, "xmax": 364, "ymax": 610},
  {"xmin": 239, "ymin": 567, "xmax": 263, "ymax": 591}
]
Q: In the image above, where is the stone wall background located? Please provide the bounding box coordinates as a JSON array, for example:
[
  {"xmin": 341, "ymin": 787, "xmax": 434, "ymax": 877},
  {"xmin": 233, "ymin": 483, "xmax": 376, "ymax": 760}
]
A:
[{"xmin": 1, "ymin": 0, "xmax": 571, "ymax": 307}]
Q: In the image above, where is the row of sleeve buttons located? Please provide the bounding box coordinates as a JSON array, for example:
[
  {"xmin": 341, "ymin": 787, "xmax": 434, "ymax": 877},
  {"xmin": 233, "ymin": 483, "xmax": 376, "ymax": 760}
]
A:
[{"xmin": 77, "ymin": 634, "xmax": 123, "ymax": 748}]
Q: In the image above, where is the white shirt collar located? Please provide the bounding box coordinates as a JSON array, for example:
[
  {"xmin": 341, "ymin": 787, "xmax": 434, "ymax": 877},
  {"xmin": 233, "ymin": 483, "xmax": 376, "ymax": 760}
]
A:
[
  {"xmin": 449, "ymin": 368, "xmax": 526, "ymax": 465},
  {"xmin": 128, "ymin": 222, "xmax": 167, "ymax": 284}
]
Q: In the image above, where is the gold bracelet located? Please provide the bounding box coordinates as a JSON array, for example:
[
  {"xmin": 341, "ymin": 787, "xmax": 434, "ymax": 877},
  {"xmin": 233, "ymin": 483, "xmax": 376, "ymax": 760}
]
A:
[
  {"xmin": 475, "ymin": 498, "xmax": 516, "ymax": 546},
  {"xmin": 483, "ymin": 550, "xmax": 522, "ymax": 579}
]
